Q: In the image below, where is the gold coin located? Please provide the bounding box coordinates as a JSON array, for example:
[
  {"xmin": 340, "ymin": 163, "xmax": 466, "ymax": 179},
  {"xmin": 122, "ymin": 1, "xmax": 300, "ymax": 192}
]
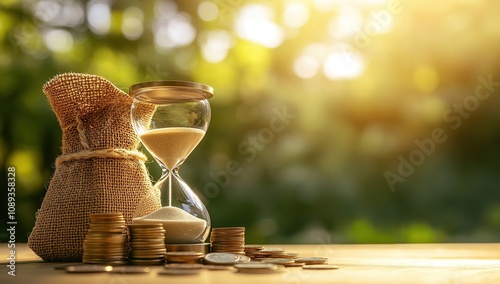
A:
[
  {"xmin": 166, "ymin": 251, "xmax": 204, "ymax": 257},
  {"xmin": 262, "ymin": 258, "xmax": 295, "ymax": 265},
  {"xmin": 130, "ymin": 250, "xmax": 166, "ymax": 255},
  {"xmin": 129, "ymin": 259, "xmax": 164, "ymax": 265},
  {"xmin": 271, "ymin": 252, "xmax": 299, "ymax": 258},
  {"xmin": 284, "ymin": 262, "xmax": 305, "ymax": 267},
  {"xmin": 302, "ymin": 264, "xmax": 339, "ymax": 270},
  {"xmin": 130, "ymin": 244, "xmax": 166, "ymax": 250},
  {"xmin": 244, "ymin": 245, "xmax": 264, "ymax": 251},
  {"xmin": 128, "ymin": 224, "xmax": 164, "ymax": 229},
  {"xmin": 295, "ymin": 257, "xmax": 328, "ymax": 265},
  {"xmin": 211, "ymin": 227, "xmax": 245, "ymax": 231}
]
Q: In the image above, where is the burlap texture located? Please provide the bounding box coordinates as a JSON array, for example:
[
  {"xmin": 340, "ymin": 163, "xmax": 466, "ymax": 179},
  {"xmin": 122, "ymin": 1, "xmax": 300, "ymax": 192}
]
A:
[{"xmin": 28, "ymin": 73, "xmax": 161, "ymax": 261}]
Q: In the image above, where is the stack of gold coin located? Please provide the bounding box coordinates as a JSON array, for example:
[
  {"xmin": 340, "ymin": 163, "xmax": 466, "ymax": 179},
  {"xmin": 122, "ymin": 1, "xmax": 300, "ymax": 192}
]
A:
[
  {"xmin": 82, "ymin": 213, "xmax": 128, "ymax": 265},
  {"xmin": 128, "ymin": 224, "xmax": 166, "ymax": 265},
  {"xmin": 210, "ymin": 227, "xmax": 245, "ymax": 254},
  {"xmin": 165, "ymin": 251, "xmax": 204, "ymax": 264}
]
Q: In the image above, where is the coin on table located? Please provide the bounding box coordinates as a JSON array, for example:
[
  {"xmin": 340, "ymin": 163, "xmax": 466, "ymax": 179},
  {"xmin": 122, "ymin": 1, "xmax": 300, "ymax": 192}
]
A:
[
  {"xmin": 234, "ymin": 263, "xmax": 285, "ymax": 274},
  {"xmin": 272, "ymin": 252, "xmax": 299, "ymax": 258},
  {"xmin": 261, "ymin": 258, "xmax": 296, "ymax": 265},
  {"xmin": 110, "ymin": 266, "xmax": 151, "ymax": 274},
  {"xmin": 65, "ymin": 265, "xmax": 112, "ymax": 273},
  {"xmin": 244, "ymin": 245, "xmax": 264, "ymax": 251},
  {"xmin": 203, "ymin": 252, "xmax": 241, "ymax": 265},
  {"xmin": 158, "ymin": 268, "xmax": 202, "ymax": 275},
  {"xmin": 283, "ymin": 262, "xmax": 305, "ymax": 267},
  {"xmin": 235, "ymin": 255, "xmax": 251, "ymax": 262},
  {"xmin": 302, "ymin": 264, "xmax": 339, "ymax": 270},
  {"xmin": 295, "ymin": 257, "xmax": 328, "ymax": 265}
]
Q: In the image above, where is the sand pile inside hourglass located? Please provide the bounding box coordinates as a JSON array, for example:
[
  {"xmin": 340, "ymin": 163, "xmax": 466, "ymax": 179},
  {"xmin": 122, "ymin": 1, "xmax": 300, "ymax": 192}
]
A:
[
  {"xmin": 133, "ymin": 127, "xmax": 207, "ymax": 243},
  {"xmin": 133, "ymin": 207, "xmax": 206, "ymax": 243}
]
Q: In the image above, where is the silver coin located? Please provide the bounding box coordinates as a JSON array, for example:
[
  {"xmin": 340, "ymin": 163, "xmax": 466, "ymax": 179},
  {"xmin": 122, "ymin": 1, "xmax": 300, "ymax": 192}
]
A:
[
  {"xmin": 235, "ymin": 255, "xmax": 251, "ymax": 262},
  {"xmin": 203, "ymin": 253, "xmax": 240, "ymax": 265}
]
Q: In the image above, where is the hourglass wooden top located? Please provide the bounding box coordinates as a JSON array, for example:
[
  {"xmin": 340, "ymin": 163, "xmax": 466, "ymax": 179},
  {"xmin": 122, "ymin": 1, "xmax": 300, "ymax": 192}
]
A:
[{"xmin": 130, "ymin": 81, "xmax": 213, "ymax": 103}]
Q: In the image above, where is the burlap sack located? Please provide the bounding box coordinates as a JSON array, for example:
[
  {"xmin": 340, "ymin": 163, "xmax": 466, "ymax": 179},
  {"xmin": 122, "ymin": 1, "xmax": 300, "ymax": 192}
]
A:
[{"xmin": 28, "ymin": 73, "xmax": 161, "ymax": 261}]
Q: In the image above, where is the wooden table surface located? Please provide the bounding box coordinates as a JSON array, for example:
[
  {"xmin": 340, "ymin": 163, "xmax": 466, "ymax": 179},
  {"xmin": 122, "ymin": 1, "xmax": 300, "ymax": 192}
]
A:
[{"xmin": 1, "ymin": 243, "xmax": 500, "ymax": 283}]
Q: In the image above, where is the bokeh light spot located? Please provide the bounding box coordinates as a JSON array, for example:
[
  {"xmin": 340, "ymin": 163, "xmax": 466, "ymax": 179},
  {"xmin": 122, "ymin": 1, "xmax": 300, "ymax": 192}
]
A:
[{"xmin": 414, "ymin": 66, "xmax": 439, "ymax": 93}]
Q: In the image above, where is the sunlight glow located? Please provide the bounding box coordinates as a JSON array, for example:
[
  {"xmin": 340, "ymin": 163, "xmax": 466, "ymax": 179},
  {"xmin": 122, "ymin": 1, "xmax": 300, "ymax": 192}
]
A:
[
  {"xmin": 328, "ymin": 7, "xmax": 363, "ymax": 39},
  {"xmin": 293, "ymin": 43, "xmax": 328, "ymax": 79},
  {"xmin": 235, "ymin": 4, "xmax": 284, "ymax": 48},
  {"xmin": 323, "ymin": 47, "xmax": 365, "ymax": 79},
  {"xmin": 198, "ymin": 1, "xmax": 219, "ymax": 22},
  {"xmin": 154, "ymin": 13, "xmax": 196, "ymax": 50},
  {"xmin": 43, "ymin": 29, "xmax": 73, "ymax": 52},
  {"xmin": 87, "ymin": 0, "xmax": 111, "ymax": 35},
  {"xmin": 201, "ymin": 30, "xmax": 233, "ymax": 63},
  {"xmin": 283, "ymin": 1, "xmax": 310, "ymax": 29},
  {"xmin": 122, "ymin": 6, "xmax": 144, "ymax": 40}
]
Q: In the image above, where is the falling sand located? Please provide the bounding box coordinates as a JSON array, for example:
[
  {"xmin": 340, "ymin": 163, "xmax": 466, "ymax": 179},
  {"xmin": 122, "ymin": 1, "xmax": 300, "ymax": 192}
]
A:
[
  {"xmin": 139, "ymin": 127, "xmax": 205, "ymax": 170},
  {"xmin": 133, "ymin": 206, "xmax": 207, "ymax": 243}
]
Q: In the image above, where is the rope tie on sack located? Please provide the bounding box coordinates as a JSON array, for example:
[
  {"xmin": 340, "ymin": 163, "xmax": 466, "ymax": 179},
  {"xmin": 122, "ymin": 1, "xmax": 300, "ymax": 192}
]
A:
[{"xmin": 56, "ymin": 115, "xmax": 147, "ymax": 167}]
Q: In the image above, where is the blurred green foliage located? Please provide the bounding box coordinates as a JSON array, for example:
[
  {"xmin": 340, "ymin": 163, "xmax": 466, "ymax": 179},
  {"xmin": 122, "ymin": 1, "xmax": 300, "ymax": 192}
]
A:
[{"xmin": 1, "ymin": 0, "xmax": 500, "ymax": 244}]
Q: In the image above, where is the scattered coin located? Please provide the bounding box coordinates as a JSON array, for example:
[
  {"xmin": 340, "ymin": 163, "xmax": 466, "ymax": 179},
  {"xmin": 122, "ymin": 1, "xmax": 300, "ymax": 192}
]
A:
[
  {"xmin": 295, "ymin": 257, "xmax": 328, "ymax": 265},
  {"xmin": 262, "ymin": 258, "xmax": 296, "ymax": 265},
  {"xmin": 302, "ymin": 264, "xmax": 339, "ymax": 270},
  {"xmin": 203, "ymin": 252, "xmax": 241, "ymax": 265},
  {"xmin": 65, "ymin": 265, "xmax": 112, "ymax": 273},
  {"xmin": 272, "ymin": 252, "xmax": 300, "ymax": 258},
  {"xmin": 244, "ymin": 245, "xmax": 264, "ymax": 251},
  {"xmin": 283, "ymin": 262, "xmax": 305, "ymax": 268}
]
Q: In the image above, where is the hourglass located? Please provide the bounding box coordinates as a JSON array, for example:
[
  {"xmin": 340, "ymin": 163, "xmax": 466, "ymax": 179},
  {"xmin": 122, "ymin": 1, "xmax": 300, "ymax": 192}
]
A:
[{"xmin": 130, "ymin": 81, "xmax": 212, "ymax": 244}]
